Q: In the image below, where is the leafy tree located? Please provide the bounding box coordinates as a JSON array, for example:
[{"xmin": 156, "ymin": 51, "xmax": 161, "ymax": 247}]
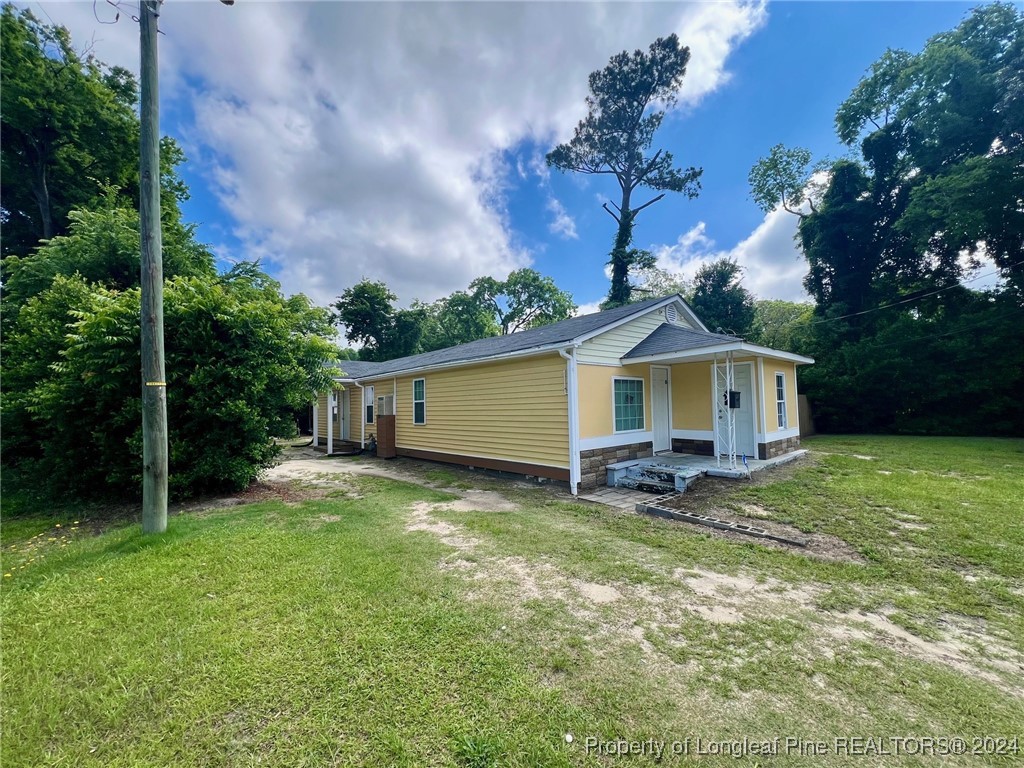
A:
[
  {"xmin": 689, "ymin": 259, "xmax": 755, "ymax": 337},
  {"xmin": 1, "ymin": 189, "xmax": 214, "ymax": 314},
  {"xmin": 748, "ymin": 299, "xmax": 813, "ymax": 351},
  {"xmin": 416, "ymin": 291, "xmax": 499, "ymax": 353},
  {"xmin": 628, "ymin": 264, "xmax": 692, "ymax": 302},
  {"xmin": 748, "ymin": 4, "xmax": 1024, "ymax": 436},
  {"xmin": 469, "ymin": 268, "xmax": 576, "ymax": 334},
  {"xmin": 332, "ymin": 280, "xmax": 425, "ymax": 361},
  {"xmin": 0, "ymin": 6, "xmax": 189, "ymax": 258},
  {"xmin": 748, "ymin": 144, "xmax": 829, "ymax": 218},
  {"xmin": 546, "ymin": 35, "xmax": 702, "ymax": 307}
]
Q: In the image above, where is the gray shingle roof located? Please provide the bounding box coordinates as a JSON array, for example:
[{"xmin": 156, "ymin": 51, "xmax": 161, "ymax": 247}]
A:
[
  {"xmin": 623, "ymin": 323, "xmax": 740, "ymax": 359},
  {"xmin": 331, "ymin": 295, "xmax": 678, "ymax": 379}
]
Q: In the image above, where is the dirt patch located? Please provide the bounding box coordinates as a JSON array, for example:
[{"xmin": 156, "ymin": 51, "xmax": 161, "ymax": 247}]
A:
[
  {"xmin": 894, "ymin": 520, "xmax": 929, "ymax": 531},
  {"xmin": 657, "ymin": 496, "xmax": 865, "ymax": 564},
  {"xmin": 827, "ymin": 610, "xmax": 1024, "ymax": 697},
  {"xmin": 430, "ymin": 490, "xmax": 520, "ymax": 513},
  {"xmin": 574, "ymin": 580, "xmax": 621, "ymax": 604}
]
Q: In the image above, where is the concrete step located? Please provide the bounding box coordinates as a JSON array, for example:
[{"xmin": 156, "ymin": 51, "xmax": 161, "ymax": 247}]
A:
[{"xmin": 615, "ymin": 475, "xmax": 676, "ymax": 493}]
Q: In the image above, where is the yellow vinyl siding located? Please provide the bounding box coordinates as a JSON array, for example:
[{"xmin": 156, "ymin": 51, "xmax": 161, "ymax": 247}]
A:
[
  {"xmin": 670, "ymin": 362, "xmax": 713, "ymax": 431},
  {"xmin": 348, "ymin": 385, "xmax": 366, "ymax": 439},
  {"xmin": 391, "ymin": 353, "xmax": 569, "ymax": 468},
  {"xmin": 763, "ymin": 361, "xmax": 798, "ymax": 434},
  {"xmin": 576, "ymin": 305, "xmax": 691, "ymax": 365},
  {"xmin": 578, "ymin": 363, "xmax": 652, "ymax": 438}
]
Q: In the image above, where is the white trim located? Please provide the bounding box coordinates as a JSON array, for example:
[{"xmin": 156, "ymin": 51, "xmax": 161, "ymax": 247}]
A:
[
  {"xmin": 341, "ymin": 389, "xmax": 350, "ymax": 440},
  {"xmin": 710, "ymin": 360, "xmax": 757, "ymax": 458},
  {"xmin": 627, "ymin": 341, "xmax": 814, "ymax": 366},
  {"xmin": 671, "ymin": 429, "xmax": 714, "ymax": 441},
  {"xmin": 364, "ymin": 384, "xmax": 375, "ymax": 425},
  {"xmin": 312, "ymin": 398, "xmax": 319, "ymax": 448},
  {"xmin": 412, "ymin": 377, "xmax": 426, "ymax": 425},
  {"xmin": 757, "ymin": 356, "xmax": 768, "ymax": 441},
  {"xmin": 559, "ymin": 346, "xmax": 582, "ymax": 494},
  {"xmin": 650, "ymin": 365, "xmax": 672, "ymax": 453},
  {"xmin": 775, "ymin": 371, "xmax": 788, "ymax": 430},
  {"xmin": 579, "ymin": 432, "xmax": 654, "ymax": 451},
  {"xmin": 763, "ymin": 426, "xmax": 800, "ymax": 441},
  {"xmin": 611, "ymin": 375, "xmax": 646, "ymax": 434},
  {"xmin": 327, "ymin": 390, "xmax": 335, "ymax": 455}
]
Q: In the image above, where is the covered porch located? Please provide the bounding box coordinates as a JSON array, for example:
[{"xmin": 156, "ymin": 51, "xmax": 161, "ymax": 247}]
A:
[{"xmin": 626, "ymin": 327, "xmax": 814, "ymax": 467}]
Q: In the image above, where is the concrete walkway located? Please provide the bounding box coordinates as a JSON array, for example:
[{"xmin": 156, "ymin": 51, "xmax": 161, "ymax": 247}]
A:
[{"xmin": 577, "ymin": 486, "xmax": 651, "ymax": 511}]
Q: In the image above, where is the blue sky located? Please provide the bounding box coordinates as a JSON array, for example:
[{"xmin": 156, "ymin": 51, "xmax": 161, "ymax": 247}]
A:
[{"xmin": 40, "ymin": 1, "xmax": 978, "ymax": 311}]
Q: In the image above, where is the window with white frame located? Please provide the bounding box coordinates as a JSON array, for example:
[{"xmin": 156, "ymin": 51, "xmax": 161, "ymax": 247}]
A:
[
  {"xmin": 613, "ymin": 378, "xmax": 645, "ymax": 432},
  {"xmin": 364, "ymin": 385, "xmax": 375, "ymax": 424},
  {"xmin": 413, "ymin": 378, "xmax": 426, "ymax": 425},
  {"xmin": 775, "ymin": 372, "xmax": 787, "ymax": 429},
  {"xmin": 376, "ymin": 394, "xmax": 394, "ymax": 416}
]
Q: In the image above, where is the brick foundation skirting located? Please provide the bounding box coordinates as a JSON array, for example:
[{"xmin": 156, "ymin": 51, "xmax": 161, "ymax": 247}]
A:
[
  {"xmin": 579, "ymin": 441, "xmax": 653, "ymax": 490},
  {"xmin": 670, "ymin": 438, "xmax": 714, "ymax": 456},
  {"xmin": 758, "ymin": 435, "xmax": 801, "ymax": 460}
]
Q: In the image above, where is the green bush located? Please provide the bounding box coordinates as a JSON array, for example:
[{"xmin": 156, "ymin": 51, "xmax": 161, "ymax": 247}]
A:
[{"xmin": 3, "ymin": 266, "xmax": 336, "ymax": 501}]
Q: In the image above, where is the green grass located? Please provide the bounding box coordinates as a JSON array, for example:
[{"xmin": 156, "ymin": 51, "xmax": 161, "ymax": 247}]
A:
[{"xmin": 3, "ymin": 436, "xmax": 1023, "ymax": 766}]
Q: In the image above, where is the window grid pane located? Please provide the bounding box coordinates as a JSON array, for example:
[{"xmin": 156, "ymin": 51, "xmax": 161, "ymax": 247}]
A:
[
  {"xmin": 414, "ymin": 402, "xmax": 425, "ymax": 424},
  {"xmin": 613, "ymin": 379, "xmax": 644, "ymax": 432},
  {"xmin": 775, "ymin": 374, "xmax": 787, "ymax": 428}
]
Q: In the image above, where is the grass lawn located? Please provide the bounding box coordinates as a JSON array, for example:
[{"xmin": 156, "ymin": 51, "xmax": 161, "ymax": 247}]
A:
[{"xmin": 2, "ymin": 435, "xmax": 1023, "ymax": 766}]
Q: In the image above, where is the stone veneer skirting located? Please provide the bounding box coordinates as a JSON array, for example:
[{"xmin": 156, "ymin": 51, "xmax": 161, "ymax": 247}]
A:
[
  {"xmin": 579, "ymin": 441, "xmax": 653, "ymax": 490},
  {"xmin": 670, "ymin": 438, "xmax": 715, "ymax": 456},
  {"xmin": 758, "ymin": 435, "xmax": 801, "ymax": 460}
]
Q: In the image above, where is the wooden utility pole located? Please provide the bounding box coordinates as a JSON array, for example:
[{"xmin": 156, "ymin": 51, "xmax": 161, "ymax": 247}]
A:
[{"xmin": 139, "ymin": 0, "xmax": 168, "ymax": 534}]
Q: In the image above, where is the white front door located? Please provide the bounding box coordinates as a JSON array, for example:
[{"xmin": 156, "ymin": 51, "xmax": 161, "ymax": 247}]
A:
[
  {"xmin": 651, "ymin": 366, "xmax": 671, "ymax": 453},
  {"xmin": 732, "ymin": 365, "xmax": 756, "ymax": 458},
  {"xmin": 340, "ymin": 389, "xmax": 349, "ymax": 440}
]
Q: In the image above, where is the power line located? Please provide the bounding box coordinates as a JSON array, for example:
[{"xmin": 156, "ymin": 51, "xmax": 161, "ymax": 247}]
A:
[
  {"xmin": 766, "ymin": 258, "xmax": 1022, "ymax": 335},
  {"xmin": 853, "ymin": 304, "xmax": 1024, "ymax": 350},
  {"xmin": 805, "ymin": 258, "xmax": 1022, "ymax": 327}
]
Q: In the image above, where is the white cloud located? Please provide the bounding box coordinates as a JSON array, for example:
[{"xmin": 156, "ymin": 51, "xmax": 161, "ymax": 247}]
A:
[
  {"xmin": 650, "ymin": 208, "xmax": 810, "ymax": 302},
  {"xmin": 546, "ymin": 196, "xmax": 578, "ymax": 240},
  {"xmin": 36, "ymin": 0, "xmax": 768, "ymax": 306},
  {"xmin": 574, "ymin": 299, "xmax": 606, "ymax": 317}
]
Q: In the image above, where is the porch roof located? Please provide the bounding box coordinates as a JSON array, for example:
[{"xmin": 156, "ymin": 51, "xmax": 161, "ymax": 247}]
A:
[{"xmin": 623, "ymin": 323, "xmax": 814, "ymax": 365}]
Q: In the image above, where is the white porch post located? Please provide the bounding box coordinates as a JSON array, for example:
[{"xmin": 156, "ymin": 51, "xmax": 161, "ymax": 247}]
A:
[
  {"xmin": 327, "ymin": 390, "xmax": 334, "ymax": 455},
  {"xmin": 312, "ymin": 397, "xmax": 319, "ymax": 449},
  {"xmin": 559, "ymin": 347, "xmax": 581, "ymax": 495}
]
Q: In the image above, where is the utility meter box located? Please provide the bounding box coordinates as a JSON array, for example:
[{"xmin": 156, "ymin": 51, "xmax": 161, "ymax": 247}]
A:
[{"xmin": 727, "ymin": 390, "xmax": 741, "ymax": 409}]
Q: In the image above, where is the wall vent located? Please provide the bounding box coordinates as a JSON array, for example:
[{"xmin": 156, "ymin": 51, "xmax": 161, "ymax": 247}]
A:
[{"xmin": 665, "ymin": 304, "xmax": 678, "ymax": 324}]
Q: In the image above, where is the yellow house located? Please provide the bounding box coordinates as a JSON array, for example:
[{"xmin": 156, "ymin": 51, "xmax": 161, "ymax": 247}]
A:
[{"xmin": 313, "ymin": 295, "xmax": 813, "ymax": 494}]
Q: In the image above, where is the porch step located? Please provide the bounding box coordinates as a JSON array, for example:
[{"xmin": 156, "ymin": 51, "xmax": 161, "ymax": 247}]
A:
[
  {"xmin": 612, "ymin": 461, "xmax": 706, "ymax": 494},
  {"xmin": 616, "ymin": 475, "xmax": 676, "ymax": 493}
]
